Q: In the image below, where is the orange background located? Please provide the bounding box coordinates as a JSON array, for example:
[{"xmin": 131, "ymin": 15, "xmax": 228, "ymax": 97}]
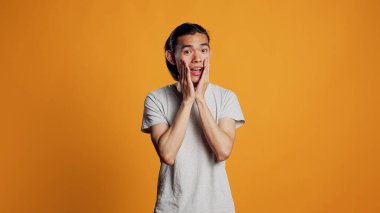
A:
[{"xmin": 1, "ymin": 0, "xmax": 379, "ymax": 212}]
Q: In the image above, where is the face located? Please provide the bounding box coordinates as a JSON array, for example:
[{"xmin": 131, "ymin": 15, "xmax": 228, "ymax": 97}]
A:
[{"xmin": 171, "ymin": 32, "xmax": 211, "ymax": 85}]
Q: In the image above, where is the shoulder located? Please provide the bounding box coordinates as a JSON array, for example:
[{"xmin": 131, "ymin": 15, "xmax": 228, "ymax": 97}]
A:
[
  {"xmin": 144, "ymin": 83, "xmax": 175, "ymax": 100},
  {"xmin": 208, "ymin": 82, "xmax": 238, "ymax": 99}
]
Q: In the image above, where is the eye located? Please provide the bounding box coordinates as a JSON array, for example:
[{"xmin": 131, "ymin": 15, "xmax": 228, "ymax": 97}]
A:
[
  {"xmin": 184, "ymin": 50, "xmax": 191, "ymax": 55},
  {"xmin": 201, "ymin": 48, "xmax": 208, "ymax": 53}
]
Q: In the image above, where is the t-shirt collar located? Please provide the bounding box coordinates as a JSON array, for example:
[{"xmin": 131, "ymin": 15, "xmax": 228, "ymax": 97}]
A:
[{"xmin": 174, "ymin": 82, "xmax": 212, "ymax": 97}]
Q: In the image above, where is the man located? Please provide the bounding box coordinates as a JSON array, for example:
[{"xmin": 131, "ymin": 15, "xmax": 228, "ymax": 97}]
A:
[{"xmin": 141, "ymin": 22, "xmax": 245, "ymax": 213}]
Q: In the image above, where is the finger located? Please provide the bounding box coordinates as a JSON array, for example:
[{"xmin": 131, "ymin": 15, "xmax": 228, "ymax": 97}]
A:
[
  {"xmin": 199, "ymin": 58, "xmax": 207, "ymax": 82},
  {"xmin": 203, "ymin": 58, "xmax": 209, "ymax": 82},
  {"xmin": 181, "ymin": 60, "xmax": 186, "ymax": 88},
  {"xmin": 186, "ymin": 62, "xmax": 193, "ymax": 89},
  {"xmin": 178, "ymin": 60, "xmax": 182, "ymax": 87},
  {"xmin": 178, "ymin": 61, "xmax": 182, "ymax": 84},
  {"xmin": 206, "ymin": 58, "xmax": 209, "ymax": 81},
  {"xmin": 183, "ymin": 60, "xmax": 188, "ymax": 88},
  {"xmin": 186, "ymin": 61, "xmax": 191, "ymax": 84},
  {"xmin": 204, "ymin": 58, "xmax": 208, "ymax": 80},
  {"xmin": 205, "ymin": 58, "xmax": 209, "ymax": 72}
]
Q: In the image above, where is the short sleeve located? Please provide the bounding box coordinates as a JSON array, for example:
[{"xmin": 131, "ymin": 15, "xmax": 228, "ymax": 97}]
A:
[
  {"xmin": 218, "ymin": 90, "xmax": 246, "ymax": 128},
  {"xmin": 141, "ymin": 93, "xmax": 169, "ymax": 134}
]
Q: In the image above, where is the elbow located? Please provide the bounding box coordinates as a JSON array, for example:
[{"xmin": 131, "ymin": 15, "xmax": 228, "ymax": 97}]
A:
[
  {"xmin": 216, "ymin": 150, "xmax": 231, "ymax": 162},
  {"xmin": 215, "ymin": 137, "xmax": 234, "ymax": 161},
  {"xmin": 161, "ymin": 153, "xmax": 175, "ymax": 166},
  {"xmin": 157, "ymin": 141, "xmax": 175, "ymax": 166}
]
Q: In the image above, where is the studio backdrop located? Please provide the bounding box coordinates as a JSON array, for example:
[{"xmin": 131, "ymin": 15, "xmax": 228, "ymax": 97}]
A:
[{"xmin": 0, "ymin": 0, "xmax": 379, "ymax": 213}]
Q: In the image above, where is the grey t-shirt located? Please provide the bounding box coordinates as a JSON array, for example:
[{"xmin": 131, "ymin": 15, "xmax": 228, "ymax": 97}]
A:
[{"xmin": 141, "ymin": 82, "xmax": 245, "ymax": 213}]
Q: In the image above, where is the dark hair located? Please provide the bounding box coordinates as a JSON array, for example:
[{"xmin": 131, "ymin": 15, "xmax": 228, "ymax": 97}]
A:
[{"xmin": 164, "ymin": 22, "xmax": 210, "ymax": 81}]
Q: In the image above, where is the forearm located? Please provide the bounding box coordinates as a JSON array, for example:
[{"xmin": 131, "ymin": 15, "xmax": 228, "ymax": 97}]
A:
[
  {"xmin": 196, "ymin": 99, "xmax": 233, "ymax": 161},
  {"xmin": 158, "ymin": 101, "xmax": 193, "ymax": 164}
]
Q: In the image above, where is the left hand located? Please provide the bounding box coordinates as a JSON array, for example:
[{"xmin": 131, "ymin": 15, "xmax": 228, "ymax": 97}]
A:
[{"xmin": 195, "ymin": 58, "xmax": 210, "ymax": 102}]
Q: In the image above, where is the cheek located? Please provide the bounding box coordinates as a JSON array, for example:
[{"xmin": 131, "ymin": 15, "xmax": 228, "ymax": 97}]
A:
[
  {"xmin": 181, "ymin": 56, "xmax": 191, "ymax": 64},
  {"xmin": 175, "ymin": 55, "xmax": 191, "ymax": 64},
  {"xmin": 205, "ymin": 52, "xmax": 211, "ymax": 59}
]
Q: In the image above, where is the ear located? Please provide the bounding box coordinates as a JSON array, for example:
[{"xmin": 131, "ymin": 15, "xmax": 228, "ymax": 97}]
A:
[{"xmin": 165, "ymin": 50, "xmax": 175, "ymax": 65}]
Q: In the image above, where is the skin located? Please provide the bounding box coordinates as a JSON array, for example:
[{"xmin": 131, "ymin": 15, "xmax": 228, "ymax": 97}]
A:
[{"xmin": 150, "ymin": 32, "xmax": 236, "ymax": 166}]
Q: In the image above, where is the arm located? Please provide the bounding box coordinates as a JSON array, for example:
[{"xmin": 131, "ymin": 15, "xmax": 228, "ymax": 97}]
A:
[
  {"xmin": 150, "ymin": 59, "xmax": 196, "ymax": 166},
  {"xmin": 150, "ymin": 100, "xmax": 193, "ymax": 166},
  {"xmin": 196, "ymin": 98, "xmax": 236, "ymax": 161},
  {"xmin": 192, "ymin": 57, "xmax": 236, "ymax": 161}
]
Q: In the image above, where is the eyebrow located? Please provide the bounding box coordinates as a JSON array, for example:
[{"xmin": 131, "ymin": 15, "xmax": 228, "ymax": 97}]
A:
[{"xmin": 181, "ymin": 43, "xmax": 210, "ymax": 50}]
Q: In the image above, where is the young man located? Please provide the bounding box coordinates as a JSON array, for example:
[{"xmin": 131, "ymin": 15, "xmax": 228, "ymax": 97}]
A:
[{"xmin": 141, "ymin": 23, "xmax": 245, "ymax": 213}]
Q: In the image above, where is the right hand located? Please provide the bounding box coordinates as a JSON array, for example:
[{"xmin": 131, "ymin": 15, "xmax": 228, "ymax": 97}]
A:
[{"xmin": 177, "ymin": 59, "xmax": 195, "ymax": 104}]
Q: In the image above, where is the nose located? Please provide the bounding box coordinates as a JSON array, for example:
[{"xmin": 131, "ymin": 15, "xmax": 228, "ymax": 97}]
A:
[{"xmin": 192, "ymin": 50, "xmax": 202, "ymax": 63}]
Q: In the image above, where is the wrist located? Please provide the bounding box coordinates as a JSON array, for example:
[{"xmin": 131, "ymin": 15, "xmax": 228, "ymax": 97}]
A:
[
  {"xmin": 182, "ymin": 99, "xmax": 194, "ymax": 107},
  {"xmin": 195, "ymin": 97, "xmax": 206, "ymax": 105}
]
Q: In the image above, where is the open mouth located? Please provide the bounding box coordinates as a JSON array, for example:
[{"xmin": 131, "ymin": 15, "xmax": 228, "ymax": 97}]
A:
[{"xmin": 190, "ymin": 67, "xmax": 204, "ymax": 76}]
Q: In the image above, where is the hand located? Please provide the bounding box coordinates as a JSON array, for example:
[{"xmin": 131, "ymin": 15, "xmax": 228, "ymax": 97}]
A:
[
  {"xmin": 177, "ymin": 59, "xmax": 195, "ymax": 104},
  {"xmin": 195, "ymin": 58, "xmax": 210, "ymax": 102}
]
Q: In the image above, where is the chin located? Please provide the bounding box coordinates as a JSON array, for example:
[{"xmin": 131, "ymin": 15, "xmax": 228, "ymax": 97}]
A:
[{"xmin": 191, "ymin": 78, "xmax": 200, "ymax": 83}]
